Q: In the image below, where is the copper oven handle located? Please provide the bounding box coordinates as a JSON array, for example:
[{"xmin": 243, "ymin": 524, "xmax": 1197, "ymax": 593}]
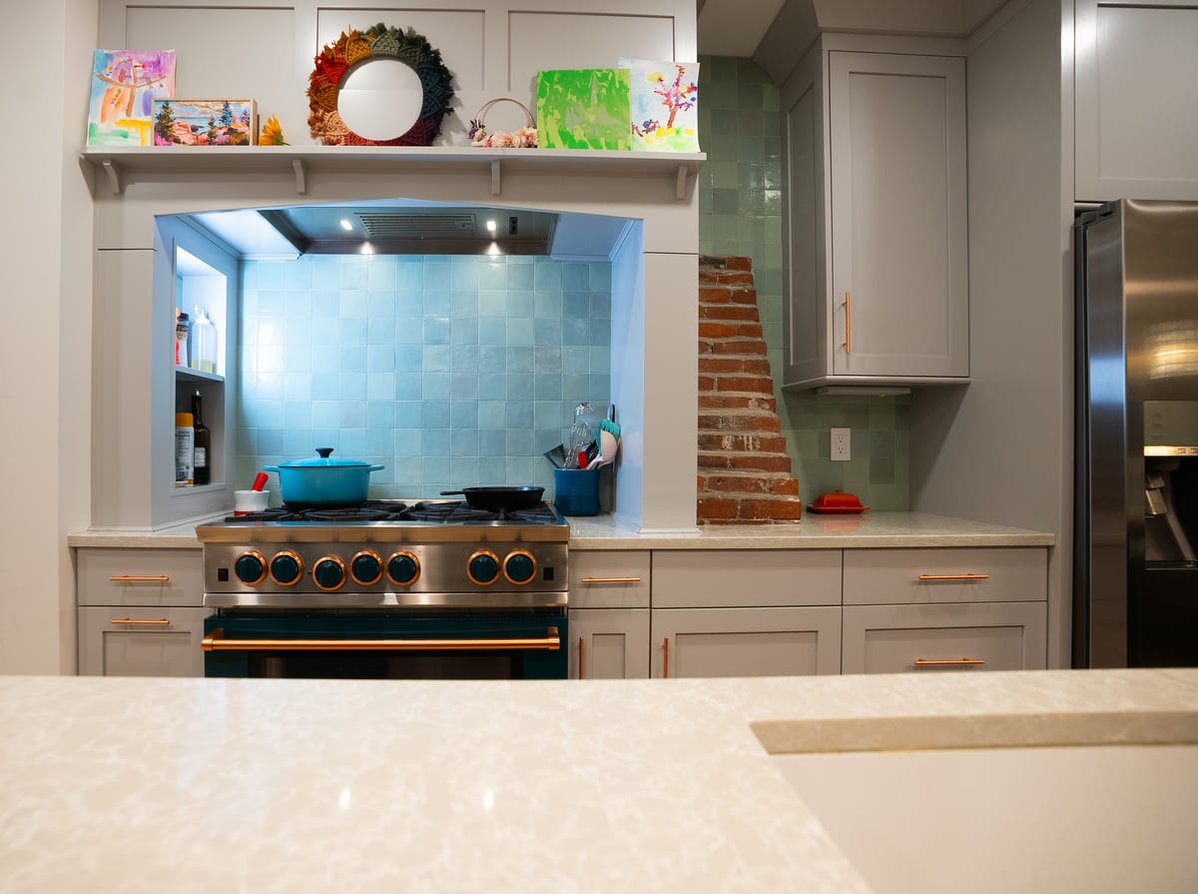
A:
[
  {"xmin": 108, "ymin": 575, "xmax": 170, "ymax": 583},
  {"xmin": 663, "ymin": 636, "xmax": 669, "ymax": 679},
  {"xmin": 109, "ymin": 618, "xmax": 170, "ymax": 626},
  {"xmin": 917, "ymin": 573, "xmax": 991, "ymax": 581},
  {"xmin": 579, "ymin": 577, "xmax": 641, "ymax": 584},
  {"xmin": 914, "ymin": 657, "xmax": 986, "ymax": 667},
  {"xmin": 201, "ymin": 628, "xmax": 561, "ymax": 652},
  {"xmin": 578, "ymin": 635, "xmax": 585, "ymax": 679},
  {"xmin": 842, "ymin": 291, "xmax": 851, "ymax": 355}
]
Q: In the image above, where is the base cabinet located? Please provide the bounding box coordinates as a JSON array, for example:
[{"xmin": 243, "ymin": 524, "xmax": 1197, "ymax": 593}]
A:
[
  {"xmin": 78, "ymin": 606, "xmax": 208, "ymax": 677},
  {"xmin": 651, "ymin": 607, "xmax": 841, "ymax": 678},
  {"xmin": 570, "ymin": 608, "xmax": 650, "ymax": 679},
  {"xmin": 842, "ymin": 602, "xmax": 1048, "ymax": 674}
]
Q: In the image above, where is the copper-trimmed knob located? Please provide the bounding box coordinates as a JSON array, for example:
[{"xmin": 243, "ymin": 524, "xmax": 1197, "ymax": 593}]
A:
[
  {"xmin": 467, "ymin": 550, "xmax": 500, "ymax": 586},
  {"xmin": 386, "ymin": 551, "xmax": 420, "ymax": 586},
  {"xmin": 233, "ymin": 551, "xmax": 267, "ymax": 586},
  {"xmin": 313, "ymin": 555, "xmax": 347, "ymax": 591},
  {"xmin": 269, "ymin": 550, "xmax": 304, "ymax": 586},
  {"xmin": 350, "ymin": 550, "xmax": 383, "ymax": 586},
  {"xmin": 503, "ymin": 550, "xmax": 538, "ymax": 585}
]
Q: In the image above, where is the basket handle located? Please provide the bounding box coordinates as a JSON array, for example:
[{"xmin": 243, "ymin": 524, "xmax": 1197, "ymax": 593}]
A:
[{"xmin": 472, "ymin": 97, "xmax": 535, "ymax": 130}]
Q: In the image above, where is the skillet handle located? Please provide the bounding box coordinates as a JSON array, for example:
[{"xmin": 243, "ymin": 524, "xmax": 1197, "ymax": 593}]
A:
[{"xmin": 440, "ymin": 490, "xmax": 465, "ymax": 496}]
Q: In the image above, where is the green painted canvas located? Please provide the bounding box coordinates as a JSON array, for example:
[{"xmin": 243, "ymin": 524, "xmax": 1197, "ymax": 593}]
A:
[{"xmin": 536, "ymin": 69, "xmax": 631, "ymax": 150}]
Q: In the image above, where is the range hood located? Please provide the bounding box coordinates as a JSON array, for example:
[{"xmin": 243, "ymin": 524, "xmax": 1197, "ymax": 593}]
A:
[{"xmin": 191, "ymin": 203, "xmax": 554, "ymax": 257}]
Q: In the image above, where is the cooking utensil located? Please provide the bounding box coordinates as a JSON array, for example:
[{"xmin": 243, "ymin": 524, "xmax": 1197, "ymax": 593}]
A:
[
  {"xmin": 440, "ymin": 485, "xmax": 545, "ymax": 512},
  {"xmin": 567, "ymin": 402, "xmax": 596, "ymax": 469},
  {"xmin": 543, "ymin": 444, "xmax": 568, "ymax": 469},
  {"xmin": 265, "ymin": 448, "xmax": 385, "ymax": 508},
  {"xmin": 251, "ymin": 472, "xmax": 269, "ymax": 492}
]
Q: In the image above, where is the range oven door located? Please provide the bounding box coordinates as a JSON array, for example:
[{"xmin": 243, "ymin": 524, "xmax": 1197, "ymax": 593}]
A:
[{"xmin": 202, "ymin": 610, "xmax": 567, "ymax": 680}]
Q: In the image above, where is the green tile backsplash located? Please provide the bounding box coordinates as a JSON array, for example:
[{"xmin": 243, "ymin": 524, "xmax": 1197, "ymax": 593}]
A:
[
  {"xmin": 237, "ymin": 255, "xmax": 611, "ymax": 500},
  {"xmin": 698, "ymin": 55, "xmax": 909, "ymax": 510}
]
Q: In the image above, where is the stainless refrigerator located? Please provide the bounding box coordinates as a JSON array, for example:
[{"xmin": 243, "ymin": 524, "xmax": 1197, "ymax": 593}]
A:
[{"xmin": 1075, "ymin": 199, "xmax": 1198, "ymax": 667}]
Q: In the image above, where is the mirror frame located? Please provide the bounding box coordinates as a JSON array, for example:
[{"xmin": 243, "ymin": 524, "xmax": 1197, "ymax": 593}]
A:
[{"xmin": 307, "ymin": 24, "xmax": 455, "ymax": 147}]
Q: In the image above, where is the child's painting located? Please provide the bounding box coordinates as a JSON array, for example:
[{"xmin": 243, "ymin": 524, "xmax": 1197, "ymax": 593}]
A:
[
  {"xmin": 536, "ymin": 69, "xmax": 631, "ymax": 151},
  {"xmin": 87, "ymin": 49, "xmax": 176, "ymax": 147},
  {"xmin": 620, "ymin": 59, "xmax": 700, "ymax": 153},
  {"xmin": 153, "ymin": 100, "xmax": 257, "ymax": 146}
]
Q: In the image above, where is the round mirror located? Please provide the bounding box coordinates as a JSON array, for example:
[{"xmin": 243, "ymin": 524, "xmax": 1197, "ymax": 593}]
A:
[{"xmin": 336, "ymin": 58, "xmax": 423, "ymax": 142}]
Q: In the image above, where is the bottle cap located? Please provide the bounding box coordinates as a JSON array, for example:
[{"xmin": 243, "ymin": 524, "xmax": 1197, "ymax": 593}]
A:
[{"xmin": 175, "ymin": 412, "xmax": 194, "ymax": 426}]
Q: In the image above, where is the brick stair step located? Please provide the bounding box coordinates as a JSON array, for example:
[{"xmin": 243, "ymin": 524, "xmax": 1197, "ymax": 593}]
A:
[
  {"xmin": 698, "ymin": 473, "xmax": 799, "ymax": 497},
  {"xmin": 698, "ymin": 374, "xmax": 775, "ymax": 394},
  {"xmin": 698, "ymin": 321, "xmax": 765, "ymax": 339},
  {"xmin": 698, "ymin": 412, "xmax": 781, "ymax": 434},
  {"xmin": 699, "ymin": 356, "xmax": 773, "ymax": 376},
  {"xmin": 698, "ymin": 287, "xmax": 759, "ymax": 305},
  {"xmin": 698, "ymin": 393, "xmax": 777, "ymax": 412},
  {"xmin": 697, "ymin": 495, "xmax": 804, "ymax": 523},
  {"xmin": 700, "ymin": 339, "xmax": 768, "ymax": 356},
  {"xmin": 698, "ymin": 451, "xmax": 793, "ymax": 473},
  {"xmin": 698, "ymin": 432, "xmax": 789, "ymax": 453},
  {"xmin": 698, "ymin": 270, "xmax": 755, "ymax": 286},
  {"xmin": 700, "ymin": 303, "xmax": 761, "ymax": 322}
]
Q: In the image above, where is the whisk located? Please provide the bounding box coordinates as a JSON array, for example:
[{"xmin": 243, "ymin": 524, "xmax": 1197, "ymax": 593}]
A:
[{"xmin": 567, "ymin": 402, "xmax": 595, "ymax": 469}]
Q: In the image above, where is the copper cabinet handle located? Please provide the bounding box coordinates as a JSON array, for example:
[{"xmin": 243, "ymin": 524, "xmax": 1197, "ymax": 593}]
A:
[
  {"xmin": 914, "ymin": 657, "xmax": 986, "ymax": 667},
  {"xmin": 842, "ymin": 291, "xmax": 851, "ymax": 354},
  {"xmin": 579, "ymin": 577, "xmax": 642, "ymax": 584},
  {"xmin": 917, "ymin": 573, "xmax": 991, "ymax": 581},
  {"xmin": 663, "ymin": 636, "xmax": 670, "ymax": 679},
  {"xmin": 578, "ymin": 635, "xmax": 585, "ymax": 679},
  {"xmin": 109, "ymin": 618, "xmax": 171, "ymax": 626},
  {"xmin": 108, "ymin": 575, "xmax": 170, "ymax": 583},
  {"xmin": 202, "ymin": 628, "xmax": 561, "ymax": 652}
]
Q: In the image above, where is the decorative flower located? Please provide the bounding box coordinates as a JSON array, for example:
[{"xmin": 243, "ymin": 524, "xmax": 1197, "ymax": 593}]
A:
[
  {"xmin": 513, "ymin": 127, "xmax": 538, "ymax": 148},
  {"xmin": 490, "ymin": 131, "xmax": 515, "ymax": 148},
  {"xmin": 259, "ymin": 114, "xmax": 287, "ymax": 146}
]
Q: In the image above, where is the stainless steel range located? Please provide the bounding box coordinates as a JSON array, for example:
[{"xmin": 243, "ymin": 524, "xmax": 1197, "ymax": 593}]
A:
[{"xmin": 195, "ymin": 500, "xmax": 569, "ymax": 679}]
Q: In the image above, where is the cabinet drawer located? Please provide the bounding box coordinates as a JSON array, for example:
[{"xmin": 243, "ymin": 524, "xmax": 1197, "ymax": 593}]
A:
[
  {"xmin": 842, "ymin": 602, "xmax": 1047, "ymax": 674},
  {"xmin": 843, "ymin": 548, "xmax": 1047, "ymax": 605},
  {"xmin": 652, "ymin": 550, "xmax": 841, "ymax": 608},
  {"xmin": 652, "ymin": 607, "xmax": 841, "ymax": 677},
  {"xmin": 78, "ymin": 606, "xmax": 208, "ymax": 677},
  {"xmin": 77, "ymin": 548, "xmax": 203, "ymax": 607},
  {"xmin": 569, "ymin": 551, "xmax": 650, "ymax": 608}
]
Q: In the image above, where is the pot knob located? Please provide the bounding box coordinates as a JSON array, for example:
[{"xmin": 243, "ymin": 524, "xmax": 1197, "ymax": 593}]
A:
[{"xmin": 316, "ymin": 447, "xmax": 335, "ymax": 459}]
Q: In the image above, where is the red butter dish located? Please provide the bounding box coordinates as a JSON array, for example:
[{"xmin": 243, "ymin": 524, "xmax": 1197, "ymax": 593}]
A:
[{"xmin": 807, "ymin": 489, "xmax": 869, "ymax": 514}]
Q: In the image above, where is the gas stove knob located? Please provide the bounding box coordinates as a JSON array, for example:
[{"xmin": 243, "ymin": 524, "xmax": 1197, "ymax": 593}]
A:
[
  {"xmin": 269, "ymin": 551, "xmax": 304, "ymax": 586},
  {"xmin": 386, "ymin": 551, "xmax": 420, "ymax": 586},
  {"xmin": 350, "ymin": 550, "xmax": 383, "ymax": 586},
  {"xmin": 313, "ymin": 555, "xmax": 347, "ymax": 591},
  {"xmin": 503, "ymin": 550, "xmax": 538, "ymax": 585},
  {"xmin": 467, "ymin": 550, "xmax": 500, "ymax": 586},
  {"xmin": 233, "ymin": 550, "xmax": 267, "ymax": 586}
]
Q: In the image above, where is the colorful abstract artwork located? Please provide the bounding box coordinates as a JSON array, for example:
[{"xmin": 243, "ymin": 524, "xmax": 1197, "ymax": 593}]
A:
[
  {"xmin": 620, "ymin": 59, "xmax": 699, "ymax": 152},
  {"xmin": 536, "ymin": 69, "xmax": 631, "ymax": 151},
  {"xmin": 87, "ymin": 49, "xmax": 176, "ymax": 147},
  {"xmin": 153, "ymin": 99, "xmax": 256, "ymax": 146}
]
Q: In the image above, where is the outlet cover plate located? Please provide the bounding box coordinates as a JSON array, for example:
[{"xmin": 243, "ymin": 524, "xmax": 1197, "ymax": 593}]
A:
[{"xmin": 831, "ymin": 427, "xmax": 851, "ymax": 462}]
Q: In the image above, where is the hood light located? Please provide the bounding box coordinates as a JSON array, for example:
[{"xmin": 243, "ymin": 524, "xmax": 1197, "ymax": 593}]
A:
[
  {"xmin": 485, "ymin": 219, "xmax": 497, "ymax": 233},
  {"xmin": 339, "ymin": 218, "xmax": 354, "ymax": 231}
]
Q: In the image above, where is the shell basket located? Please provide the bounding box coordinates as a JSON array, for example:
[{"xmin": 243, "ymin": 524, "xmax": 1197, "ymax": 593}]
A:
[{"xmin": 468, "ymin": 98, "xmax": 537, "ymax": 148}]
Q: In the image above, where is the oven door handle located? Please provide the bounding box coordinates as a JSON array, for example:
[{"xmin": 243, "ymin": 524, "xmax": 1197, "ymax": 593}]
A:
[{"xmin": 201, "ymin": 627, "xmax": 561, "ymax": 652}]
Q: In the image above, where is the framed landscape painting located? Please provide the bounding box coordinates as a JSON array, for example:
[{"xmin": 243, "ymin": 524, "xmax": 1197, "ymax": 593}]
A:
[
  {"xmin": 153, "ymin": 99, "xmax": 257, "ymax": 146},
  {"xmin": 87, "ymin": 49, "xmax": 176, "ymax": 147}
]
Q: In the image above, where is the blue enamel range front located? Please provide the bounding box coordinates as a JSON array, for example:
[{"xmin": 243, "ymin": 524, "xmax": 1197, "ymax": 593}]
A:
[{"xmin": 195, "ymin": 500, "xmax": 569, "ymax": 680}]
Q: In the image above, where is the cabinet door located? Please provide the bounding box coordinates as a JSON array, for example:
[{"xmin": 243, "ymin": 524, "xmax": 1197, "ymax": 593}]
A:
[
  {"xmin": 1075, "ymin": 1, "xmax": 1198, "ymax": 201},
  {"xmin": 78, "ymin": 606, "xmax": 209, "ymax": 677},
  {"xmin": 652, "ymin": 607, "xmax": 841, "ymax": 678},
  {"xmin": 828, "ymin": 51, "xmax": 968, "ymax": 378},
  {"xmin": 842, "ymin": 602, "xmax": 1047, "ymax": 674},
  {"xmin": 570, "ymin": 608, "xmax": 649, "ymax": 679}
]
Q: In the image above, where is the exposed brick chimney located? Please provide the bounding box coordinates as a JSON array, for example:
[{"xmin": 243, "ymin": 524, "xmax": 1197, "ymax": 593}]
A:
[{"xmin": 697, "ymin": 256, "xmax": 803, "ymax": 524}]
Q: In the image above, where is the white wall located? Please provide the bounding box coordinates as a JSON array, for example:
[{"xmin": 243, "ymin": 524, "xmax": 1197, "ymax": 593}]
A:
[
  {"xmin": 909, "ymin": 0, "xmax": 1070, "ymax": 665},
  {"xmin": 0, "ymin": 0, "xmax": 97, "ymax": 674}
]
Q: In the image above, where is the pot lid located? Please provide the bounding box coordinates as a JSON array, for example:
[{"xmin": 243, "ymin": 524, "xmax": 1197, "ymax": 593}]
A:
[{"xmin": 276, "ymin": 448, "xmax": 372, "ymax": 469}]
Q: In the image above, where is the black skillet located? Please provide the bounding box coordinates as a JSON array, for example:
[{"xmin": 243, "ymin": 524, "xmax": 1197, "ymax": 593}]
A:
[{"xmin": 440, "ymin": 485, "xmax": 545, "ymax": 512}]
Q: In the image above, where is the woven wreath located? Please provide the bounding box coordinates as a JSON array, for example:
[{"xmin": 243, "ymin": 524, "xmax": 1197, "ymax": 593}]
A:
[
  {"xmin": 307, "ymin": 23, "xmax": 454, "ymax": 146},
  {"xmin": 468, "ymin": 98, "xmax": 537, "ymax": 148}
]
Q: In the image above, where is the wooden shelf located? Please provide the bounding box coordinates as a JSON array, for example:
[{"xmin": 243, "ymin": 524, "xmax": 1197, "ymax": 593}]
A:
[{"xmin": 80, "ymin": 146, "xmax": 706, "ymax": 201}]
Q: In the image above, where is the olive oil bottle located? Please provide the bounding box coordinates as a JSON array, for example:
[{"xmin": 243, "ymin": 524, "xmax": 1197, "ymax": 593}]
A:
[{"xmin": 191, "ymin": 390, "xmax": 211, "ymax": 486}]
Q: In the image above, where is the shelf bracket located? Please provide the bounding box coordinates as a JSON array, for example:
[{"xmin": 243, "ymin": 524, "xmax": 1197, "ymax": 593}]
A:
[
  {"xmin": 490, "ymin": 159, "xmax": 501, "ymax": 197},
  {"xmin": 292, "ymin": 159, "xmax": 307, "ymax": 195},
  {"xmin": 101, "ymin": 159, "xmax": 123, "ymax": 195},
  {"xmin": 675, "ymin": 164, "xmax": 688, "ymax": 201}
]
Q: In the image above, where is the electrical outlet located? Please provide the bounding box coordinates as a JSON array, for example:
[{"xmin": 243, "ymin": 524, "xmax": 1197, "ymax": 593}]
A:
[{"xmin": 830, "ymin": 427, "xmax": 851, "ymax": 462}]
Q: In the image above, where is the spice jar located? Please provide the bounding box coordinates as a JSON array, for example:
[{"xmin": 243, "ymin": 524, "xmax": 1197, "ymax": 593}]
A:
[{"xmin": 175, "ymin": 310, "xmax": 190, "ymax": 367}]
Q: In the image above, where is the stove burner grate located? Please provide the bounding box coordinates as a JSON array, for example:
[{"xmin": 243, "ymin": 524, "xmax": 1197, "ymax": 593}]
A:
[{"xmin": 224, "ymin": 499, "xmax": 562, "ymax": 525}]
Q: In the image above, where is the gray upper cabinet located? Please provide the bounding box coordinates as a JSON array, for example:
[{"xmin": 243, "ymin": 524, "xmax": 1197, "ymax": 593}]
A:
[
  {"xmin": 781, "ymin": 40, "xmax": 969, "ymax": 388},
  {"xmin": 1075, "ymin": 0, "xmax": 1198, "ymax": 202}
]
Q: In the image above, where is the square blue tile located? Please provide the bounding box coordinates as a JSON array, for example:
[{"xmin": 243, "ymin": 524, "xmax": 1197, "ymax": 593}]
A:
[
  {"xmin": 562, "ymin": 264, "xmax": 588, "ymax": 290},
  {"xmin": 450, "ymin": 290, "xmax": 478, "ymax": 318},
  {"xmin": 394, "ymin": 374, "xmax": 421, "ymax": 401},
  {"xmin": 478, "ymin": 374, "xmax": 506, "ymax": 400},
  {"xmin": 534, "ymin": 262, "xmax": 562, "ymax": 291},
  {"xmin": 423, "ymin": 318, "xmax": 450, "ymax": 345},
  {"xmin": 340, "ymin": 319, "xmax": 367, "ymax": 346},
  {"xmin": 366, "ymin": 400, "xmax": 395, "ymax": 428},
  {"xmin": 506, "ymin": 374, "xmax": 533, "ymax": 401},
  {"xmin": 451, "ymin": 319, "xmax": 478, "ymax": 346},
  {"xmin": 367, "ymin": 373, "xmax": 396, "ymax": 402},
  {"xmin": 506, "ymin": 347, "xmax": 534, "ymax": 373},
  {"xmin": 393, "ymin": 429, "xmax": 420, "ymax": 456},
  {"xmin": 478, "ymin": 260, "xmax": 506, "ymax": 289},
  {"xmin": 562, "ymin": 318, "xmax": 588, "ymax": 345},
  {"xmin": 258, "ymin": 428, "xmax": 284, "ymax": 455},
  {"xmin": 367, "ymin": 346, "xmax": 395, "ymax": 372},
  {"xmin": 366, "ymin": 427, "xmax": 391, "ymax": 456},
  {"xmin": 395, "ymin": 348, "xmax": 421, "ymax": 373},
  {"xmin": 422, "ymin": 455, "xmax": 451, "ymax": 480},
  {"xmin": 423, "ymin": 345, "xmax": 451, "ymax": 372},
  {"xmin": 479, "ymin": 456, "xmax": 506, "ymax": 483},
  {"xmin": 534, "ymin": 346, "xmax": 562, "ymax": 374},
  {"xmin": 534, "ymin": 318, "xmax": 562, "ymax": 344},
  {"xmin": 422, "ymin": 429, "xmax": 450, "ymax": 457},
  {"xmin": 422, "ymin": 400, "xmax": 450, "ymax": 428},
  {"xmin": 283, "ymin": 428, "xmax": 313, "ymax": 455},
  {"xmin": 507, "ymin": 263, "xmax": 534, "ymax": 289},
  {"xmin": 397, "ymin": 291, "xmax": 425, "ymax": 318},
  {"xmin": 340, "ymin": 428, "xmax": 366, "ymax": 456},
  {"xmin": 505, "ymin": 429, "xmax": 532, "ymax": 456},
  {"xmin": 424, "ymin": 263, "xmax": 451, "ymax": 290},
  {"xmin": 478, "ymin": 400, "xmax": 506, "ymax": 429},
  {"xmin": 561, "ymin": 292, "xmax": 588, "ymax": 319},
  {"xmin": 339, "ymin": 372, "xmax": 367, "ymax": 400},
  {"xmin": 338, "ymin": 401, "xmax": 366, "ymax": 428},
  {"xmin": 534, "ymin": 374, "xmax": 563, "ymax": 400},
  {"xmin": 340, "ymin": 290, "xmax": 367, "ymax": 320},
  {"xmin": 422, "ymin": 373, "xmax": 451, "ymax": 401},
  {"xmin": 479, "ymin": 317, "xmax": 506, "ymax": 346},
  {"xmin": 339, "ymin": 260, "xmax": 367, "ymax": 290},
  {"xmin": 450, "ymin": 430, "xmax": 478, "ymax": 456},
  {"xmin": 562, "ymin": 346, "xmax": 589, "ymax": 374},
  {"xmin": 507, "ymin": 318, "xmax": 534, "ymax": 346},
  {"xmin": 450, "ymin": 402, "xmax": 478, "ymax": 429},
  {"xmin": 506, "ymin": 400, "xmax": 533, "ymax": 428},
  {"xmin": 451, "ymin": 373, "xmax": 479, "ymax": 401},
  {"xmin": 534, "ymin": 292, "xmax": 561, "ymax": 319},
  {"xmin": 395, "ymin": 401, "xmax": 420, "ymax": 427},
  {"xmin": 478, "ymin": 291, "xmax": 505, "ymax": 316},
  {"xmin": 506, "ymin": 290, "xmax": 534, "ymax": 318},
  {"xmin": 450, "ymin": 457, "xmax": 480, "ymax": 485}
]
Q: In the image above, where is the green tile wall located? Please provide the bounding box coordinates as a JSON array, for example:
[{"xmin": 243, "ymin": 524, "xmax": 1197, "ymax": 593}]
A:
[{"xmin": 697, "ymin": 55, "xmax": 909, "ymax": 510}]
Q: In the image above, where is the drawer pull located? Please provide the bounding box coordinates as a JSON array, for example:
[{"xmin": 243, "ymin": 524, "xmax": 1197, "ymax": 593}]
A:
[
  {"xmin": 108, "ymin": 575, "xmax": 171, "ymax": 583},
  {"xmin": 914, "ymin": 657, "xmax": 986, "ymax": 667},
  {"xmin": 663, "ymin": 637, "xmax": 670, "ymax": 679},
  {"xmin": 578, "ymin": 635, "xmax": 585, "ymax": 679},
  {"xmin": 580, "ymin": 577, "xmax": 642, "ymax": 584},
  {"xmin": 109, "ymin": 618, "xmax": 171, "ymax": 626},
  {"xmin": 917, "ymin": 573, "xmax": 990, "ymax": 581}
]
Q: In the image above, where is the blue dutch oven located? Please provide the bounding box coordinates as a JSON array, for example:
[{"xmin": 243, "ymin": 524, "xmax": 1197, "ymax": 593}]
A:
[{"xmin": 265, "ymin": 448, "xmax": 384, "ymax": 507}]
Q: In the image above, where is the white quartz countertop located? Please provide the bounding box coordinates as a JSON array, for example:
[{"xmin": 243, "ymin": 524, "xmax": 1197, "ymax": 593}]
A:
[
  {"xmin": 1, "ymin": 669, "xmax": 1193, "ymax": 892},
  {"xmin": 68, "ymin": 511, "xmax": 1053, "ymax": 549}
]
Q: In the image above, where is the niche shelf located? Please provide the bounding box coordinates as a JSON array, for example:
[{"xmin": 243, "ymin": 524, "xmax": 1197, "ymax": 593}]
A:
[{"xmin": 81, "ymin": 146, "xmax": 706, "ymax": 201}]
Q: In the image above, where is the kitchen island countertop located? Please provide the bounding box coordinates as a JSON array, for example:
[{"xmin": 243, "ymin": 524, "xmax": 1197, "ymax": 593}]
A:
[
  {"xmin": 68, "ymin": 511, "xmax": 1053, "ymax": 549},
  {"xmin": 1, "ymin": 669, "xmax": 1193, "ymax": 892}
]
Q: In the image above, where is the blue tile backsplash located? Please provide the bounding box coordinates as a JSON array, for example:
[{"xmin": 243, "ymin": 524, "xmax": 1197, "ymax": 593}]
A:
[{"xmin": 237, "ymin": 255, "xmax": 612, "ymax": 500}]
